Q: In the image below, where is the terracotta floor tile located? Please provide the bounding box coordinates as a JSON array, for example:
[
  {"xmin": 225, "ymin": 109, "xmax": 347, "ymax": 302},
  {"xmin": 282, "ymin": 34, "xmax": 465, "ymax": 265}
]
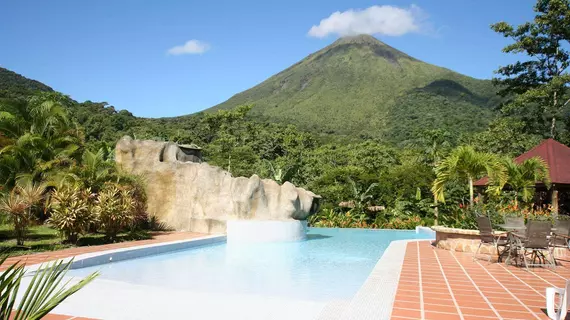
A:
[
  {"xmin": 394, "ymin": 242, "xmax": 570, "ymax": 320},
  {"xmin": 392, "ymin": 301, "xmax": 421, "ymax": 310},
  {"xmin": 498, "ymin": 310, "xmax": 538, "ymax": 319},
  {"xmin": 40, "ymin": 314, "xmax": 74, "ymax": 320},
  {"xmin": 422, "ymin": 303, "xmax": 458, "ymax": 314},
  {"xmin": 462, "ymin": 316, "xmax": 500, "ymax": 320},
  {"xmin": 424, "ymin": 311, "xmax": 462, "ymax": 320},
  {"xmin": 390, "ymin": 308, "xmax": 421, "ymax": 318},
  {"xmin": 423, "ymin": 297, "xmax": 455, "ymax": 306},
  {"xmin": 460, "ymin": 307, "xmax": 499, "ymax": 318}
]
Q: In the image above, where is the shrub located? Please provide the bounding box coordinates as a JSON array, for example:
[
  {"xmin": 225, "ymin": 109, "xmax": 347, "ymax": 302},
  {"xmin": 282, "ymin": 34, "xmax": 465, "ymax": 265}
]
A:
[
  {"xmin": 116, "ymin": 174, "xmax": 148, "ymax": 231},
  {"xmin": 308, "ymin": 209, "xmax": 370, "ymax": 228},
  {"xmin": 48, "ymin": 186, "xmax": 97, "ymax": 243},
  {"xmin": 377, "ymin": 215, "xmax": 422, "ymax": 230},
  {"xmin": 95, "ymin": 184, "xmax": 135, "ymax": 240},
  {"xmin": 0, "ymin": 183, "xmax": 45, "ymax": 246}
]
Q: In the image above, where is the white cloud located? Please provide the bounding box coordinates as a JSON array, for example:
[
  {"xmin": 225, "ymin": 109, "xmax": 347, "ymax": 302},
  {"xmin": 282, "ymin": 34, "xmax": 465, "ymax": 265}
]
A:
[
  {"xmin": 308, "ymin": 5, "xmax": 426, "ymax": 38},
  {"xmin": 167, "ymin": 40, "xmax": 210, "ymax": 55}
]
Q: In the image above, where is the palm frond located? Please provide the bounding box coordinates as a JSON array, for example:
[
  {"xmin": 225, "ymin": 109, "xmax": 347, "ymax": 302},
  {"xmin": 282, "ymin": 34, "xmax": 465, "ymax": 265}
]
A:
[{"xmin": 1, "ymin": 259, "xmax": 99, "ymax": 320}]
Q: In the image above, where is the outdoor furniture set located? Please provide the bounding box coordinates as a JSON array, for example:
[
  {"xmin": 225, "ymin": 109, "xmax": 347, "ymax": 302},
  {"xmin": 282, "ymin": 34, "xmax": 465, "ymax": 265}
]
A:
[{"xmin": 474, "ymin": 216, "xmax": 570, "ymax": 268}]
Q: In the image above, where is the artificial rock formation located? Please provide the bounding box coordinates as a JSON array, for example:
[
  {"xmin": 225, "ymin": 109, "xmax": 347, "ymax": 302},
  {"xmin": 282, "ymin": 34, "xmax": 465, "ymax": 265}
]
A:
[{"xmin": 115, "ymin": 136, "xmax": 321, "ymax": 233}]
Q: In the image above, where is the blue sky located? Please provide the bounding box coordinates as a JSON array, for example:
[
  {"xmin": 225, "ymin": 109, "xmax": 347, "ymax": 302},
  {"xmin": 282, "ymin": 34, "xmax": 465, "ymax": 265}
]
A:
[{"xmin": 1, "ymin": 0, "xmax": 536, "ymax": 117}]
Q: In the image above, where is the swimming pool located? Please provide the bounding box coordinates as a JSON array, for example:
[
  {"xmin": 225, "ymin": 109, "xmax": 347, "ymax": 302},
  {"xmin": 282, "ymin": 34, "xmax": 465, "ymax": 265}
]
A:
[{"xmin": 67, "ymin": 228, "xmax": 432, "ymax": 303}]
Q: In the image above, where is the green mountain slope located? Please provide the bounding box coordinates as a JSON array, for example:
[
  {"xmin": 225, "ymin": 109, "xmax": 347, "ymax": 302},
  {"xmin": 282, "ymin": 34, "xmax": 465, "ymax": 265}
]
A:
[
  {"xmin": 210, "ymin": 35, "xmax": 500, "ymax": 140},
  {"xmin": 0, "ymin": 67, "xmax": 53, "ymax": 98}
]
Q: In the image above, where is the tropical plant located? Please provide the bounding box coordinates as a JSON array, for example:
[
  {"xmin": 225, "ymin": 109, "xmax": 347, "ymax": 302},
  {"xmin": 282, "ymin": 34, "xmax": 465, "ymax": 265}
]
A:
[
  {"xmin": 347, "ymin": 178, "xmax": 378, "ymax": 213},
  {"xmin": 74, "ymin": 148, "xmax": 114, "ymax": 192},
  {"xmin": 432, "ymin": 145, "xmax": 507, "ymax": 207},
  {"xmin": 0, "ymin": 182, "xmax": 45, "ymax": 245},
  {"xmin": 0, "ymin": 191, "xmax": 28, "ymax": 246},
  {"xmin": 263, "ymin": 159, "xmax": 298, "ymax": 185},
  {"xmin": 115, "ymin": 173, "xmax": 148, "ymax": 231},
  {"xmin": 377, "ymin": 215, "xmax": 422, "ymax": 230},
  {"xmin": 523, "ymin": 204, "xmax": 554, "ymax": 221},
  {"xmin": 0, "ymin": 256, "xmax": 98, "ymax": 320},
  {"xmin": 308, "ymin": 209, "xmax": 369, "ymax": 228},
  {"xmin": 415, "ymin": 129, "xmax": 452, "ymax": 225},
  {"xmin": 48, "ymin": 186, "xmax": 97, "ymax": 243},
  {"xmin": 0, "ymin": 95, "xmax": 82, "ymax": 187},
  {"xmin": 488, "ymin": 157, "xmax": 550, "ymax": 205},
  {"xmin": 95, "ymin": 185, "xmax": 136, "ymax": 240}
]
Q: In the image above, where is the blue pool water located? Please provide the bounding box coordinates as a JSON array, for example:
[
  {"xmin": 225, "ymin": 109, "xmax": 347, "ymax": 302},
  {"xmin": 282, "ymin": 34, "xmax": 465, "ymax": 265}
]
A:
[{"xmin": 67, "ymin": 228, "xmax": 432, "ymax": 302}]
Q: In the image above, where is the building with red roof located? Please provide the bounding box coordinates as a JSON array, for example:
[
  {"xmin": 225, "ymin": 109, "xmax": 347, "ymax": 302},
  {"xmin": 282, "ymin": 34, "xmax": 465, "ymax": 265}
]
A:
[{"xmin": 475, "ymin": 139, "xmax": 570, "ymax": 213}]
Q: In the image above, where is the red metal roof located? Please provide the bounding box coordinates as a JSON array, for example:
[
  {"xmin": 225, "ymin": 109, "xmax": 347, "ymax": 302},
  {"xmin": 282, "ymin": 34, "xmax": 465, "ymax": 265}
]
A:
[{"xmin": 474, "ymin": 139, "xmax": 570, "ymax": 186}]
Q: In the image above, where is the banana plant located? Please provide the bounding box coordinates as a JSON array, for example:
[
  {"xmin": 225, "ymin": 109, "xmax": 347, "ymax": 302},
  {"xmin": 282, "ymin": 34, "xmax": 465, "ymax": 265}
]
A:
[{"xmin": 264, "ymin": 160, "xmax": 298, "ymax": 185}]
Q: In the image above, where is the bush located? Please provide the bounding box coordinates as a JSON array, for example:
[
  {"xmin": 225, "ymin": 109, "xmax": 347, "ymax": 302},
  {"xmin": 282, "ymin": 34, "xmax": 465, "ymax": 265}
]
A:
[
  {"xmin": 376, "ymin": 215, "xmax": 422, "ymax": 229},
  {"xmin": 116, "ymin": 174, "xmax": 148, "ymax": 231},
  {"xmin": 0, "ymin": 183, "xmax": 45, "ymax": 246},
  {"xmin": 308, "ymin": 209, "xmax": 370, "ymax": 228},
  {"xmin": 95, "ymin": 184, "xmax": 135, "ymax": 240},
  {"xmin": 48, "ymin": 186, "xmax": 97, "ymax": 243}
]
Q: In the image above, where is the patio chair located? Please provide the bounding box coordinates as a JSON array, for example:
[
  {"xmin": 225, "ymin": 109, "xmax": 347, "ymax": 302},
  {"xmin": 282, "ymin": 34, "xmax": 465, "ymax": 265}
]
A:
[
  {"xmin": 552, "ymin": 219, "xmax": 570, "ymax": 250},
  {"xmin": 546, "ymin": 279, "xmax": 570, "ymax": 320},
  {"xmin": 507, "ymin": 220, "xmax": 555, "ymax": 268},
  {"xmin": 504, "ymin": 216, "xmax": 526, "ymax": 235},
  {"xmin": 473, "ymin": 216, "xmax": 508, "ymax": 262}
]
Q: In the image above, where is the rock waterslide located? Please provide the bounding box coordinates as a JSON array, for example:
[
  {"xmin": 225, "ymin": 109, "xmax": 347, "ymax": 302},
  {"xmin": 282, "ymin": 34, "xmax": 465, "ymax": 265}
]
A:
[{"xmin": 115, "ymin": 136, "xmax": 321, "ymax": 234}]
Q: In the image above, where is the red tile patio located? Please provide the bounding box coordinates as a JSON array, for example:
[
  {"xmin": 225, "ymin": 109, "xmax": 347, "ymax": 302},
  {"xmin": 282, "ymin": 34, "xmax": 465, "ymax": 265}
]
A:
[{"xmin": 392, "ymin": 241, "xmax": 570, "ymax": 320}]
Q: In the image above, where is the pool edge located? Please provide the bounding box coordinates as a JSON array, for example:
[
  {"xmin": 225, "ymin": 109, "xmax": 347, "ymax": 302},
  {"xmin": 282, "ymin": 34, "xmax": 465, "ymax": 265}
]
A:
[
  {"xmin": 24, "ymin": 234, "xmax": 227, "ymax": 273},
  {"xmin": 336, "ymin": 239, "xmax": 433, "ymax": 320}
]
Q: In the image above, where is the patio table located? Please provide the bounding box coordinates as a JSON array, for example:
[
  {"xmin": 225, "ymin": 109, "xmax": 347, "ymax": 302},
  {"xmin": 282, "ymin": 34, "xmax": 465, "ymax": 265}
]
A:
[{"xmin": 497, "ymin": 224, "xmax": 525, "ymax": 230}]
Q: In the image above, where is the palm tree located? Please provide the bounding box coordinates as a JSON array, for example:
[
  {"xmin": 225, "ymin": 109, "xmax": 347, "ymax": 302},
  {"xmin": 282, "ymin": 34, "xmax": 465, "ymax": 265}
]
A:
[
  {"xmin": 432, "ymin": 145, "xmax": 506, "ymax": 207},
  {"xmin": 488, "ymin": 157, "xmax": 550, "ymax": 206},
  {"xmin": 0, "ymin": 96, "xmax": 82, "ymax": 187},
  {"xmin": 71, "ymin": 148, "xmax": 113, "ymax": 192}
]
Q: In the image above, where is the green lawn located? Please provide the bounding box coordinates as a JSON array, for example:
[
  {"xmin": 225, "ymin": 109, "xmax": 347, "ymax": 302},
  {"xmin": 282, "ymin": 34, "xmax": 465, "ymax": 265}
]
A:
[{"xmin": 0, "ymin": 223, "xmax": 153, "ymax": 257}]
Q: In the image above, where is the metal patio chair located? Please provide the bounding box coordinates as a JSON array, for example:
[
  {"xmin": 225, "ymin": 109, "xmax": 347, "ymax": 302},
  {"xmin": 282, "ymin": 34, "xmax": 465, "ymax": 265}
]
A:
[
  {"xmin": 551, "ymin": 219, "xmax": 570, "ymax": 250},
  {"xmin": 504, "ymin": 216, "xmax": 526, "ymax": 233},
  {"xmin": 473, "ymin": 216, "xmax": 508, "ymax": 262},
  {"xmin": 506, "ymin": 220, "xmax": 555, "ymax": 268}
]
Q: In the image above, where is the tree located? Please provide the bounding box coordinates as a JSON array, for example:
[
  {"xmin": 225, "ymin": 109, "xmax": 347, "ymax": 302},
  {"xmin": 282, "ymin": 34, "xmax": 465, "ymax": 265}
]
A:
[
  {"xmin": 489, "ymin": 157, "xmax": 550, "ymax": 206},
  {"xmin": 432, "ymin": 145, "xmax": 507, "ymax": 207},
  {"xmin": 470, "ymin": 118, "xmax": 542, "ymax": 157},
  {"xmin": 0, "ymin": 95, "xmax": 82, "ymax": 187},
  {"xmin": 415, "ymin": 129, "xmax": 452, "ymax": 225},
  {"xmin": 492, "ymin": 0, "xmax": 570, "ymax": 138}
]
